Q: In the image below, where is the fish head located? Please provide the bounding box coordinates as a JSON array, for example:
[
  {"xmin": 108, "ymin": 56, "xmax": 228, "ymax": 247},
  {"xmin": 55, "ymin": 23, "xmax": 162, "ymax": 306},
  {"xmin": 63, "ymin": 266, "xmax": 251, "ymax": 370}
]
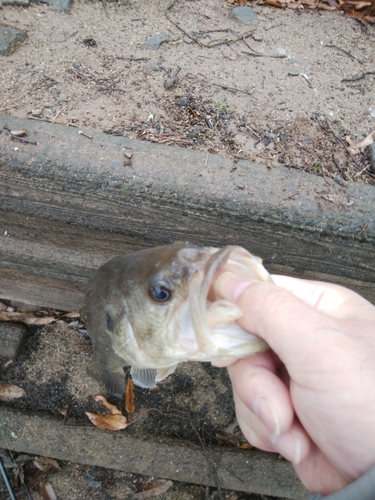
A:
[{"xmin": 83, "ymin": 242, "xmax": 272, "ymax": 391}]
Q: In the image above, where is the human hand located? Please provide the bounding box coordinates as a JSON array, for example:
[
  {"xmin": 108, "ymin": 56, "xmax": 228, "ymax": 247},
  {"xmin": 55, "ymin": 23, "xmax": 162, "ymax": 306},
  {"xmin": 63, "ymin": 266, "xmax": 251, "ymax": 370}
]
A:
[{"xmin": 214, "ymin": 273, "xmax": 375, "ymax": 495}]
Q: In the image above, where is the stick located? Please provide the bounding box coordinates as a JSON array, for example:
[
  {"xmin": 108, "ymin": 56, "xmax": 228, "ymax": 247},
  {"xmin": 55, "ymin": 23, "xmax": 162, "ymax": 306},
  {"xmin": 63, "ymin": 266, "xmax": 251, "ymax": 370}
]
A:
[{"xmin": 0, "ymin": 457, "xmax": 17, "ymax": 500}]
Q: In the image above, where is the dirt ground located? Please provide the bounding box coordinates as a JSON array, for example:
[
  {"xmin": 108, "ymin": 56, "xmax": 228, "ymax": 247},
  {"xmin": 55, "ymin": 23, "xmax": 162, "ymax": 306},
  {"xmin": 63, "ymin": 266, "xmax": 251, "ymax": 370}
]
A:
[
  {"xmin": 0, "ymin": 321, "xmax": 288, "ymax": 500},
  {"xmin": 1, "ymin": 0, "xmax": 375, "ymax": 183},
  {"xmin": 1, "ymin": 0, "xmax": 375, "ymax": 498}
]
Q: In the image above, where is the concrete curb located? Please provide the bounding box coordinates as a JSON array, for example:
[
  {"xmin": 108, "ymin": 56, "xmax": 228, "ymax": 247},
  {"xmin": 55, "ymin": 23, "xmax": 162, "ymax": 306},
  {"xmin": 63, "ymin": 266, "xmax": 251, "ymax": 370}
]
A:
[{"xmin": 0, "ymin": 115, "xmax": 374, "ymax": 309}]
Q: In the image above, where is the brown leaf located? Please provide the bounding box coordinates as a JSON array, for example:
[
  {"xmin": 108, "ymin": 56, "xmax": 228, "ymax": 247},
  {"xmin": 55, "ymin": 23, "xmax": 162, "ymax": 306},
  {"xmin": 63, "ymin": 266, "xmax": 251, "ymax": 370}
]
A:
[
  {"xmin": 33, "ymin": 457, "xmax": 60, "ymax": 473},
  {"xmin": 0, "ymin": 311, "xmax": 56, "ymax": 325},
  {"xmin": 39, "ymin": 480, "xmax": 57, "ymax": 500},
  {"xmin": 263, "ymin": 0, "xmax": 285, "ymax": 7},
  {"xmin": 85, "ymin": 412, "xmax": 128, "ymax": 430},
  {"xmin": 125, "ymin": 376, "xmax": 135, "ymax": 414},
  {"xmin": 133, "ymin": 480, "xmax": 173, "ymax": 499},
  {"xmin": 0, "ymin": 384, "xmax": 26, "ymax": 400},
  {"xmin": 61, "ymin": 312, "xmax": 80, "ymax": 318},
  {"xmin": 93, "ymin": 395, "xmax": 121, "ymax": 415}
]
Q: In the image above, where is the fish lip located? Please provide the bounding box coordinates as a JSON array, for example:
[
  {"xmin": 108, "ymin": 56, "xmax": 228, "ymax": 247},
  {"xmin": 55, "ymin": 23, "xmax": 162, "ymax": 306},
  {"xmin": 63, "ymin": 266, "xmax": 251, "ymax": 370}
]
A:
[{"xmin": 189, "ymin": 245, "xmax": 236, "ymax": 356}]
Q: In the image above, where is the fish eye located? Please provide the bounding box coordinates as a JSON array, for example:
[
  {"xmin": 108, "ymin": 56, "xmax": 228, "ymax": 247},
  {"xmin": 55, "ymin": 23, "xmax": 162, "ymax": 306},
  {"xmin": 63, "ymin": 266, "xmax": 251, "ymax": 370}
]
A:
[{"xmin": 148, "ymin": 284, "xmax": 172, "ymax": 302}]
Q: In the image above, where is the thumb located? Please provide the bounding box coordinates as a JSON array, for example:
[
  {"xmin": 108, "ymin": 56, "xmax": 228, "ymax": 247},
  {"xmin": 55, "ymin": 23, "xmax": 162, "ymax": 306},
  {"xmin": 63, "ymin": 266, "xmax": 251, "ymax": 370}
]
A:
[{"xmin": 214, "ymin": 272, "xmax": 337, "ymax": 367}]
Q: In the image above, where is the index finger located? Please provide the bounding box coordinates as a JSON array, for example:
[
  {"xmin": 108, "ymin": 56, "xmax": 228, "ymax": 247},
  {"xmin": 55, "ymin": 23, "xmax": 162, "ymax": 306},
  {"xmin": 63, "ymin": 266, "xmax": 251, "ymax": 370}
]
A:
[
  {"xmin": 214, "ymin": 273, "xmax": 344, "ymax": 366},
  {"xmin": 272, "ymin": 275, "xmax": 375, "ymax": 320}
]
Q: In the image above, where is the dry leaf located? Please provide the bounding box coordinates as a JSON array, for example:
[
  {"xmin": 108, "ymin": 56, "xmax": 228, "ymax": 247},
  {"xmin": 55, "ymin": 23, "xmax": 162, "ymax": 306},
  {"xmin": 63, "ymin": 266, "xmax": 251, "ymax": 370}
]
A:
[
  {"xmin": 125, "ymin": 376, "xmax": 135, "ymax": 414},
  {"xmin": 39, "ymin": 480, "xmax": 57, "ymax": 500},
  {"xmin": 85, "ymin": 412, "xmax": 128, "ymax": 430},
  {"xmin": 10, "ymin": 129, "xmax": 27, "ymax": 137},
  {"xmin": 356, "ymin": 130, "xmax": 375, "ymax": 150},
  {"xmin": 0, "ymin": 384, "xmax": 26, "ymax": 400},
  {"xmin": 33, "ymin": 457, "xmax": 60, "ymax": 473},
  {"xmin": 93, "ymin": 395, "xmax": 121, "ymax": 415},
  {"xmin": 0, "ymin": 311, "xmax": 56, "ymax": 325},
  {"xmin": 133, "ymin": 480, "xmax": 173, "ymax": 499},
  {"xmin": 61, "ymin": 311, "xmax": 80, "ymax": 318},
  {"xmin": 3, "ymin": 358, "xmax": 14, "ymax": 368}
]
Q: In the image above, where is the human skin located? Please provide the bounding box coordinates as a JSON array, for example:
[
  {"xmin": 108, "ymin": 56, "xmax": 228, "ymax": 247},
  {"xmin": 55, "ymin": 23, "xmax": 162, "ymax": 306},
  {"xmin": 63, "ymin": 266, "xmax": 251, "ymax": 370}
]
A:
[{"xmin": 213, "ymin": 272, "xmax": 375, "ymax": 495}]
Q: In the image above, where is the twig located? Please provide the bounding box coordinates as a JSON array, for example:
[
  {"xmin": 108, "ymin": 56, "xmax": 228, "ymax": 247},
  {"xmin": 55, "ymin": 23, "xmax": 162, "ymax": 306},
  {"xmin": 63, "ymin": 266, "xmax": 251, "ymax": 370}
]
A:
[
  {"xmin": 166, "ymin": 1, "xmax": 252, "ymax": 50},
  {"xmin": 204, "ymin": 151, "xmax": 209, "ymax": 169},
  {"xmin": 58, "ymin": 30, "xmax": 78, "ymax": 43},
  {"xmin": 242, "ymin": 50, "xmax": 286, "ymax": 59},
  {"xmin": 189, "ymin": 419, "xmax": 223, "ymax": 499},
  {"xmin": 165, "ymin": 10, "xmax": 204, "ymax": 47},
  {"xmin": 0, "ymin": 457, "xmax": 17, "ymax": 500},
  {"xmin": 279, "ymin": 189, "xmax": 301, "ymax": 205},
  {"xmin": 209, "ymin": 30, "xmax": 256, "ymax": 48},
  {"xmin": 28, "ymin": 116, "xmax": 79, "ymax": 127},
  {"xmin": 300, "ymin": 73, "xmax": 313, "ymax": 88},
  {"xmin": 357, "ymin": 222, "xmax": 367, "ymax": 236},
  {"xmin": 353, "ymin": 164, "xmax": 369, "ymax": 178},
  {"xmin": 52, "ymin": 106, "xmax": 66, "ymax": 122},
  {"xmin": 342, "ymin": 71, "xmax": 375, "ymax": 83},
  {"xmin": 78, "ymin": 131, "xmax": 93, "ymax": 139},
  {"xmin": 116, "ymin": 56, "xmax": 150, "ymax": 62},
  {"xmin": 326, "ymin": 44, "xmax": 363, "ymax": 64},
  {"xmin": 10, "ymin": 134, "xmax": 37, "ymax": 145},
  {"xmin": 131, "ymin": 72, "xmax": 146, "ymax": 84},
  {"xmin": 0, "ymin": 428, "xmax": 32, "ymax": 500}
]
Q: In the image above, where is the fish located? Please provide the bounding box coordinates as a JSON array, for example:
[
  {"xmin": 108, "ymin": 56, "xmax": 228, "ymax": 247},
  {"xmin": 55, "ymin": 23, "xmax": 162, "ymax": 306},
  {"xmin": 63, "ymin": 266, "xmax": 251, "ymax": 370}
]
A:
[{"xmin": 81, "ymin": 242, "xmax": 274, "ymax": 397}]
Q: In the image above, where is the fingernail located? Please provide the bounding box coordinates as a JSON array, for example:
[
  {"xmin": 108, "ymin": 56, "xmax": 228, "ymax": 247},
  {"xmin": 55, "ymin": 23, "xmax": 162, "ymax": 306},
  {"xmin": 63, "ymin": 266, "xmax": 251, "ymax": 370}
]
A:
[
  {"xmin": 271, "ymin": 433, "xmax": 302, "ymax": 465},
  {"xmin": 215, "ymin": 272, "xmax": 252, "ymax": 302},
  {"xmin": 253, "ymin": 396, "xmax": 280, "ymax": 437}
]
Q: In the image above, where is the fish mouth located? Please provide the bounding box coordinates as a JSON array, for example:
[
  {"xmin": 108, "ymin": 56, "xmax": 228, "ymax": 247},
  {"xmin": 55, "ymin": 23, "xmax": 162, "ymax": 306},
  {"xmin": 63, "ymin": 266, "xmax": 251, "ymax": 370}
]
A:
[{"xmin": 188, "ymin": 246, "xmax": 273, "ymax": 360}]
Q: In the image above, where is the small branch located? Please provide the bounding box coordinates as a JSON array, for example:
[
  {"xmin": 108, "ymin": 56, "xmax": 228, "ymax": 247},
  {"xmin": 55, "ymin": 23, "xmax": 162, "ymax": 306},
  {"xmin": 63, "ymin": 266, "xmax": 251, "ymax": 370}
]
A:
[
  {"xmin": 10, "ymin": 135, "xmax": 37, "ymax": 145},
  {"xmin": 326, "ymin": 44, "xmax": 363, "ymax": 64},
  {"xmin": 342, "ymin": 71, "xmax": 375, "ymax": 83}
]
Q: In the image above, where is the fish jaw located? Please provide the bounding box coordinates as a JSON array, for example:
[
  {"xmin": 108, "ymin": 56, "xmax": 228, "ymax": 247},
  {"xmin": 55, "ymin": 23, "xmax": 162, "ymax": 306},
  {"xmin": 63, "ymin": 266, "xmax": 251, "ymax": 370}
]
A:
[{"xmin": 185, "ymin": 245, "xmax": 271, "ymax": 361}]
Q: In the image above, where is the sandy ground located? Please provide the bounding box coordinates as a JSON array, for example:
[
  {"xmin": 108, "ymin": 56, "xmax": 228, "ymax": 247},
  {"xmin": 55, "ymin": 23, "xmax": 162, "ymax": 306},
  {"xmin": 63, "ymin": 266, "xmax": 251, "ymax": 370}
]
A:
[
  {"xmin": 1, "ymin": 0, "xmax": 375, "ymax": 181},
  {"xmin": 1, "ymin": 0, "xmax": 375, "ymax": 498}
]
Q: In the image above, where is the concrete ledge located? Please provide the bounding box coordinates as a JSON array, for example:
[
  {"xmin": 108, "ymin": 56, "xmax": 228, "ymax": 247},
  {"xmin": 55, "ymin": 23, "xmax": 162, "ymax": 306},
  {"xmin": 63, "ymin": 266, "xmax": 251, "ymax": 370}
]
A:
[
  {"xmin": 0, "ymin": 407, "xmax": 309, "ymax": 499},
  {"xmin": 0, "ymin": 114, "xmax": 374, "ymax": 310}
]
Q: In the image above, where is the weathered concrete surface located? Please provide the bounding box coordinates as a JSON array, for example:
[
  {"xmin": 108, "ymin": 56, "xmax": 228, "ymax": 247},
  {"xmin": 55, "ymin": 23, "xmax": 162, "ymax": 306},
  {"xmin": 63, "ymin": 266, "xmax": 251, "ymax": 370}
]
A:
[
  {"xmin": 0, "ymin": 407, "xmax": 309, "ymax": 499},
  {"xmin": 0, "ymin": 114, "xmax": 374, "ymax": 310}
]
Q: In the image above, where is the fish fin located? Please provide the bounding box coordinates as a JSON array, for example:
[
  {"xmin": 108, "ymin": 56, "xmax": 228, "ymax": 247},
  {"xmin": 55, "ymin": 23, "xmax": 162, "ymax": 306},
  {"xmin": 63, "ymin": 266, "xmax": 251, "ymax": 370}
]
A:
[
  {"xmin": 87, "ymin": 357, "xmax": 126, "ymax": 398},
  {"xmin": 102, "ymin": 370, "xmax": 126, "ymax": 398},
  {"xmin": 130, "ymin": 367, "xmax": 158, "ymax": 389},
  {"xmin": 155, "ymin": 365, "xmax": 178, "ymax": 382}
]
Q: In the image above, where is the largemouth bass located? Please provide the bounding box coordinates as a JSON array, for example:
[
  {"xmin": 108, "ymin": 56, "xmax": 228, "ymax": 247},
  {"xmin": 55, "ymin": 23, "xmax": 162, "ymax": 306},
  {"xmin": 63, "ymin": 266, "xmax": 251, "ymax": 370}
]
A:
[{"xmin": 81, "ymin": 242, "xmax": 273, "ymax": 397}]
